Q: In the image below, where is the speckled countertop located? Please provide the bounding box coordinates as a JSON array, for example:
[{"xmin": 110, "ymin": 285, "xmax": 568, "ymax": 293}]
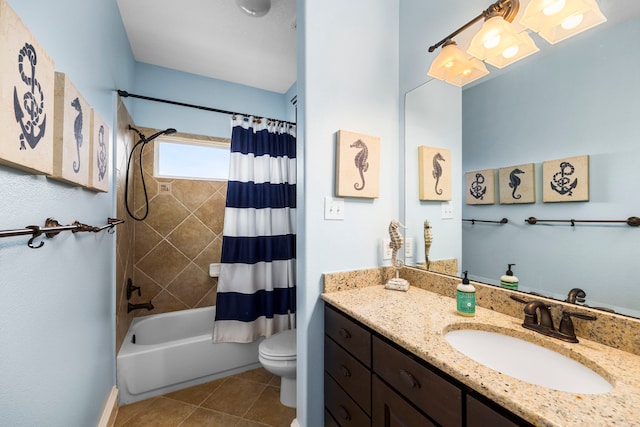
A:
[{"xmin": 322, "ymin": 285, "xmax": 640, "ymax": 427}]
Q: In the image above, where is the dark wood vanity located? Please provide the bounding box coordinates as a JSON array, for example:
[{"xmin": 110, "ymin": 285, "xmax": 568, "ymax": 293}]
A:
[{"xmin": 324, "ymin": 304, "xmax": 533, "ymax": 426}]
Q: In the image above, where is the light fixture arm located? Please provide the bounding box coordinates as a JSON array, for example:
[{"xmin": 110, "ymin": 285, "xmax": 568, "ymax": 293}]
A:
[{"xmin": 428, "ymin": 0, "xmax": 520, "ymax": 53}]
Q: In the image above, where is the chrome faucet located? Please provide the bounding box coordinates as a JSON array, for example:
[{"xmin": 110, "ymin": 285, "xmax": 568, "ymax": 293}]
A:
[{"xmin": 511, "ymin": 295, "xmax": 596, "ymax": 343}]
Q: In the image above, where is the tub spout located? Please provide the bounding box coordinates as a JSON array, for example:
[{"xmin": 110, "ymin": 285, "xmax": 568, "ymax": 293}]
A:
[{"xmin": 128, "ymin": 301, "xmax": 154, "ymax": 313}]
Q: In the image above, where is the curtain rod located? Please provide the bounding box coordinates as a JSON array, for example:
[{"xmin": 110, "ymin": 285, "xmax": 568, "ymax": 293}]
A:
[{"xmin": 116, "ymin": 90, "xmax": 295, "ymax": 126}]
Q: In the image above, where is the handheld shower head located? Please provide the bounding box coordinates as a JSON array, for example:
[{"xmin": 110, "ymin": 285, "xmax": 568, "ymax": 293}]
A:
[{"xmin": 128, "ymin": 125, "xmax": 177, "ymax": 143}]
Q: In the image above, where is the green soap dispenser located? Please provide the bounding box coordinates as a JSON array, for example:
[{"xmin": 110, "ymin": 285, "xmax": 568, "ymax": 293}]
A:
[
  {"xmin": 456, "ymin": 271, "xmax": 476, "ymax": 317},
  {"xmin": 500, "ymin": 264, "xmax": 519, "ymax": 290}
]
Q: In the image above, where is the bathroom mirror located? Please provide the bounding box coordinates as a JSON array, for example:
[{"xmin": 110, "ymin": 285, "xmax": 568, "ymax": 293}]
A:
[{"xmin": 404, "ymin": 5, "xmax": 640, "ymax": 318}]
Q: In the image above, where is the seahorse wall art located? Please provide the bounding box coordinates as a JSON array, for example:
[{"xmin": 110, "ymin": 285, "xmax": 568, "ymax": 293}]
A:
[
  {"xmin": 465, "ymin": 168, "xmax": 495, "ymax": 205},
  {"xmin": 88, "ymin": 109, "xmax": 110, "ymax": 192},
  {"xmin": 498, "ymin": 163, "xmax": 535, "ymax": 204},
  {"xmin": 52, "ymin": 72, "xmax": 91, "ymax": 187},
  {"xmin": 542, "ymin": 155, "xmax": 589, "ymax": 202},
  {"xmin": 418, "ymin": 146, "xmax": 451, "ymax": 201},
  {"xmin": 335, "ymin": 130, "xmax": 380, "ymax": 198},
  {"xmin": 0, "ymin": 0, "xmax": 56, "ymax": 175}
]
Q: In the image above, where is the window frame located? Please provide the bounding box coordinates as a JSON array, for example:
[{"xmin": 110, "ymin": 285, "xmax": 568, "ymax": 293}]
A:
[{"xmin": 153, "ymin": 135, "xmax": 230, "ymax": 182}]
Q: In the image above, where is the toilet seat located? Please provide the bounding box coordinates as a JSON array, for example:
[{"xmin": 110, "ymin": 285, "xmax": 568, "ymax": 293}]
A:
[{"xmin": 258, "ymin": 329, "xmax": 296, "ymax": 360}]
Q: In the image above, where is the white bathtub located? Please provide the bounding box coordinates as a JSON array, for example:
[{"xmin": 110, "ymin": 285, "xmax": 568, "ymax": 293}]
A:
[{"xmin": 117, "ymin": 306, "xmax": 263, "ymax": 405}]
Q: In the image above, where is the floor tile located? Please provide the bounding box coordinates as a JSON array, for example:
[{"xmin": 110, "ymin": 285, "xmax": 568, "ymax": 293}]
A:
[
  {"xmin": 200, "ymin": 377, "xmax": 267, "ymax": 417},
  {"xmin": 115, "ymin": 397, "xmax": 161, "ymax": 427},
  {"xmin": 244, "ymin": 385, "xmax": 296, "ymax": 427},
  {"xmin": 178, "ymin": 407, "xmax": 244, "ymax": 426},
  {"xmin": 120, "ymin": 397, "xmax": 196, "ymax": 426},
  {"xmin": 234, "ymin": 367, "xmax": 276, "ymax": 385},
  {"xmin": 164, "ymin": 377, "xmax": 225, "ymax": 406}
]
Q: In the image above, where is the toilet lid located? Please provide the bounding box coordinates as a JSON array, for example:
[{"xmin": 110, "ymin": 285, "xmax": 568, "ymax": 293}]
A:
[{"xmin": 259, "ymin": 329, "xmax": 296, "ymax": 359}]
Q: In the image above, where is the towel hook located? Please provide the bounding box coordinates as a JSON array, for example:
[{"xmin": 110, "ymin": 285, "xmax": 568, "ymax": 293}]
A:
[{"xmin": 26, "ymin": 226, "xmax": 44, "ymax": 249}]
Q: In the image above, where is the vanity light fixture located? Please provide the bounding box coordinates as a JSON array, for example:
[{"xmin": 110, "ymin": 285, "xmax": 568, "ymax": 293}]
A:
[
  {"xmin": 427, "ymin": 40, "xmax": 489, "ymax": 87},
  {"xmin": 427, "ymin": 0, "xmax": 606, "ymax": 86},
  {"xmin": 519, "ymin": 0, "xmax": 607, "ymax": 44}
]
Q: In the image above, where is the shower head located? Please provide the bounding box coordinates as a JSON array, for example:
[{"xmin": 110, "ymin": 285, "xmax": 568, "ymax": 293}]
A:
[{"xmin": 128, "ymin": 125, "xmax": 177, "ymax": 143}]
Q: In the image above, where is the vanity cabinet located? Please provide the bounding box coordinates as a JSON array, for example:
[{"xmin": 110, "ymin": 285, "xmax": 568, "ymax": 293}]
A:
[{"xmin": 324, "ymin": 304, "xmax": 533, "ymax": 427}]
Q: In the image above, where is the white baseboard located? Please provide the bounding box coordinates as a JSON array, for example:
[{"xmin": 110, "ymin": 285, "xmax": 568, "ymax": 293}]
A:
[
  {"xmin": 290, "ymin": 418, "xmax": 300, "ymax": 427},
  {"xmin": 97, "ymin": 386, "xmax": 119, "ymax": 427}
]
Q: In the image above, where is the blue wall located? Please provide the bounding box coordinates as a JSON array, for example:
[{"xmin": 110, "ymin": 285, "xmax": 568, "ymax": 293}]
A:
[
  {"xmin": 462, "ymin": 16, "xmax": 640, "ymax": 316},
  {"xmin": 0, "ymin": 0, "xmax": 134, "ymax": 425},
  {"xmin": 0, "ymin": 1, "xmax": 292, "ymax": 425},
  {"xmin": 298, "ymin": 1, "xmax": 399, "ymax": 424}
]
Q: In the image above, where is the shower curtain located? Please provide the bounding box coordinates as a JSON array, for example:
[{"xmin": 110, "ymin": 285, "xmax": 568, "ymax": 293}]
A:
[{"xmin": 213, "ymin": 116, "xmax": 296, "ymax": 343}]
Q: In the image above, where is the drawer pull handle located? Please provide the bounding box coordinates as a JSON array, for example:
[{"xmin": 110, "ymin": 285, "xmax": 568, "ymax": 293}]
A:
[
  {"xmin": 399, "ymin": 369, "xmax": 421, "ymax": 389},
  {"xmin": 338, "ymin": 405, "xmax": 351, "ymax": 421},
  {"xmin": 338, "ymin": 328, "xmax": 352, "ymax": 340},
  {"xmin": 339, "ymin": 365, "xmax": 352, "ymax": 378}
]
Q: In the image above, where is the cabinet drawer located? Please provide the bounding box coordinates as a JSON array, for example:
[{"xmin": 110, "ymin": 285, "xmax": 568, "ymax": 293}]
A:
[
  {"xmin": 325, "ymin": 306, "xmax": 371, "ymax": 367},
  {"xmin": 372, "ymin": 336, "xmax": 462, "ymax": 427},
  {"xmin": 325, "ymin": 336, "xmax": 371, "ymax": 414},
  {"xmin": 325, "ymin": 373, "xmax": 371, "ymax": 427},
  {"xmin": 372, "ymin": 375, "xmax": 437, "ymax": 427},
  {"xmin": 467, "ymin": 395, "xmax": 528, "ymax": 427}
]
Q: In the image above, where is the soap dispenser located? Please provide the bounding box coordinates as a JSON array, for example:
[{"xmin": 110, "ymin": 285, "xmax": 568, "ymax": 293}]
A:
[
  {"xmin": 456, "ymin": 271, "xmax": 476, "ymax": 317},
  {"xmin": 500, "ymin": 264, "xmax": 519, "ymax": 290}
]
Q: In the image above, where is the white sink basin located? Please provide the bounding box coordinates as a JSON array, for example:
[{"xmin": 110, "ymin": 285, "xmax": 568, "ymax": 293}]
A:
[{"xmin": 444, "ymin": 329, "xmax": 612, "ymax": 394}]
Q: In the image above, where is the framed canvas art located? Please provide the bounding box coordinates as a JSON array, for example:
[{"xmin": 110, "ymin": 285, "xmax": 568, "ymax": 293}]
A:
[
  {"xmin": 499, "ymin": 163, "xmax": 535, "ymax": 204},
  {"xmin": 465, "ymin": 169, "xmax": 495, "ymax": 205},
  {"xmin": 51, "ymin": 72, "xmax": 91, "ymax": 187},
  {"xmin": 335, "ymin": 130, "xmax": 380, "ymax": 198},
  {"xmin": 88, "ymin": 109, "xmax": 110, "ymax": 192},
  {"xmin": 0, "ymin": 0, "xmax": 55, "ymax": 175},
  {"xmin": 418, "ymin": 146, "xmax": 451, "ymax": 201},
  {"xmin": 542, "ymin": 155, "xmax": 589, "ymax": 202}
]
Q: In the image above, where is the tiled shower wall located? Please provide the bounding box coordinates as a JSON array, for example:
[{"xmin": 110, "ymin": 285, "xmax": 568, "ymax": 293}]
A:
[{"xmin": 115, "ymin": 104, "xmax": 230, "ymax": 352}]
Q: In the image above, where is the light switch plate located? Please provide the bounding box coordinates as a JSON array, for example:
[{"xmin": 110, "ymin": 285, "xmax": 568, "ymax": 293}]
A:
[
  {"xmin": 404, "ymin": 237, "xmax": 414, "ymax": 258},
  {"xmin": 441, "ymin": 201, "xmax": 453, "ymax": 219},
  {"xmin": 324, "ymin": 196, "xmax": 345, "ymax": 220},
  {"xmin": 382, "ymin": 239, "xmax": 392, "ymax": 260}
]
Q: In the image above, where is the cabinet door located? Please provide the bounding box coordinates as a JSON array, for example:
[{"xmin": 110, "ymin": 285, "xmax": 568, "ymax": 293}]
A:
[{"xmin": 372, "ymin": 375, "xmax": 437, "ymax": 427}]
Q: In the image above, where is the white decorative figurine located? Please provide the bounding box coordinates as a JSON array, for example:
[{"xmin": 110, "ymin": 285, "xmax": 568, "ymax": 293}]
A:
[
  {"xmin": 385, "ymin": 219, "xmax": 410, "ymax": 291},
  {"xmin": 424, "ymin": 219, "xmax": 432, "ymax": 269}
]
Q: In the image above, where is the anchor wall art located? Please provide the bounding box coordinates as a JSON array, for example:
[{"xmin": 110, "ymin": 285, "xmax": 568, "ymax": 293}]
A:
[
  {"xmin": 335, "ymin": 130, "xmax": 380, "ymax": 198},
  {"xmin": 52, "ymin": 72, "xmax": 91, "ymax": 187},
  {"xmin": 418, "ymin": 146, "xmax": 451, "ymax": 201},
  {"xmin": 88, "ymin": 109, "xmax": 110, "ymax": 192},
  {"xmin": 499, "ymin": 163, "xmax": 535, "ymax": 204},
  {"xmin": 542, "ymin": 155, "xmax": 589, "ymax": 202},
  {"xmin": 465, "ymin": 168, "xmax": 495, "ymax": 205},
  {"xmin": 0, "ymin": 0, "xmax": 55, "ymax": 175}
]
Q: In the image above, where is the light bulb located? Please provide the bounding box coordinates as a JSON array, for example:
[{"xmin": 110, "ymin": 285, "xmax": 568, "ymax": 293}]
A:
[
  {"xmin": 502, "ymin": 45, "xmax": 520, "ymax": 59},
  {"xmin": 445, "ymin": 60, "xmax": 455, "ymax": 68},
  {"xmin": 483, "ymin": 32, "xmax": 501, "ymax": 49},
  {"xmin": 562, "ymin": 13, "xmax": 584, "ymax": 29},
  {"xmin": 462, "ymin": 68, "xmax": 472, "ymax": 76},
  {"xmin": 543, "ymin": 0, "xmax": 566, "ymax": 16}
]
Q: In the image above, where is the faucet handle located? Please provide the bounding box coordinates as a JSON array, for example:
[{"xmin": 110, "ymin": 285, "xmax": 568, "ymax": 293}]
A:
[
  {"xmin": 557, "ymin": 311, "xmax": 597, "ymax": 343},
  {"xmin": 126, "ymin": 278, "xmax": 142, "ymax": 300}
]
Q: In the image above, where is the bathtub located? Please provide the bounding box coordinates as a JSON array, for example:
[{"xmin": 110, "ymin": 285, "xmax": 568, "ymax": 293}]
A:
[{"xmin": 117, "ymin": 306, "xmax": 263, "ymax": 405}]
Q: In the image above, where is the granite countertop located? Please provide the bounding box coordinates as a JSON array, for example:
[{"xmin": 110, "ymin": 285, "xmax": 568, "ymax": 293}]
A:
[{"xmin": 322, "ymin": 285, "xmax": 640, "ymax": 427}]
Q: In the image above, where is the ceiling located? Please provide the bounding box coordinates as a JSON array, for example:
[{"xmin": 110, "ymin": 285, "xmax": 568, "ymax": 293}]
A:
[{"xmin": 116, "ymin": 0, "xmax": 297, "ymax": 94}]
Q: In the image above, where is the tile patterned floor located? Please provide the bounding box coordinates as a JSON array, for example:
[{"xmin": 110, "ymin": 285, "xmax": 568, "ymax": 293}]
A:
[{"xmin": 114, "ymin": 368, "xmax": 296, "ymax": 426}]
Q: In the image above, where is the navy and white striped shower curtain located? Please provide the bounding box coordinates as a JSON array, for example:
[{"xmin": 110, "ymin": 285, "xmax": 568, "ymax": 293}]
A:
[{"xmin": 212, "ymin": 116, "xmax": 296, "ymax": 343}]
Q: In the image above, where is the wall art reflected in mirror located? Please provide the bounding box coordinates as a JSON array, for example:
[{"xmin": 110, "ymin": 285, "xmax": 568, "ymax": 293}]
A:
[{"xmin": 404, "ymin": 6, "xmax": 640, "ymax": 318}]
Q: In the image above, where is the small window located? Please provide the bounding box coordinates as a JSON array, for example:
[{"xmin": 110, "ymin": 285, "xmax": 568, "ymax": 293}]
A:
[{"xmin": 154, "ymin": 137, "xmax": 230, "ymax": 181}]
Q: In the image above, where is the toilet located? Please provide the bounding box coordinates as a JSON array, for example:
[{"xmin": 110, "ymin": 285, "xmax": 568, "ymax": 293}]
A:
[{"xmin": 258, "ymin": 329, "xmax": 297, "ymax": 408}]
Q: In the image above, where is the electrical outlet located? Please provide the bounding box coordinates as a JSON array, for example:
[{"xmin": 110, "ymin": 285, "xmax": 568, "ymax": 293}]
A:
[
  {"xmin": 441, "ymin": 201, "xmax": 453, "ymax": 219},
  {"xmin": 324, "ymin": 196, "xmax": 345, "ymax": 220},
  {"xmin": 382, "ymin": 239, "xmax": 392, "ymax": 260},
  {"xmin": 404, "ymin": 237, "xmax": 414, "ymax": 258}
]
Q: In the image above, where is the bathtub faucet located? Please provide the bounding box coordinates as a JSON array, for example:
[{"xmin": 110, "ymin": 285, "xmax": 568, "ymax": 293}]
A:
[{"xmin": 127, "ymin": 301, "xmax": 154, "ymax": 313}]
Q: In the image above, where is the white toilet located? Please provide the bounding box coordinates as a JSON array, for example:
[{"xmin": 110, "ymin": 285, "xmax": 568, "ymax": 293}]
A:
[{"xmin": 258, "ymin": 328, "xmax": 297, "ymax": 408}]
